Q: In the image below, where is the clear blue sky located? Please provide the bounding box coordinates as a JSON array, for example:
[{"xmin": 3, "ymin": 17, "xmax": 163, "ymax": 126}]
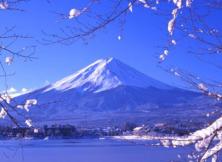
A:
[{"xmin": 1, "ymin": 1, "xmax": 221, "ymax": 92}]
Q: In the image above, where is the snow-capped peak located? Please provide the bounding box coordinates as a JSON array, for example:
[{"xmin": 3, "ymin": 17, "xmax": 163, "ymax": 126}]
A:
[{"xmin": 43, "ymin": 57, "xmax": 170, "ymax": 93}]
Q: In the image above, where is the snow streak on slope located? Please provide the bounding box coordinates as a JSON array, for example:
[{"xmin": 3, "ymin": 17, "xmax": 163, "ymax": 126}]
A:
[
  {"xmin": 43, "ymin": 57, "xmax": 170, "ymax": 93},
  {"xmin": 8, "ymin": 57, "xmax": 215, "ymax": 128}
]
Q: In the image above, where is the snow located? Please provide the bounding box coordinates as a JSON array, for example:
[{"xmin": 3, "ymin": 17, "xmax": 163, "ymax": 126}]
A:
[
  {"xmin": 69, "ymin": 8, "xmax": 80, "ymax": 19},
  {"xmin": 10, "ymin": 57, "xmax": 210, "ymax": 128},
  {"xmin": 0, "ymin": 108, "xmax": 7, "ymax": 119},
  {"xmin": 43, "ymin": 57, "xmax": 170, "ymax": 93},
  {"xmin": 115, "ymin": 115, "xmax": 222, "ymax": 161}
]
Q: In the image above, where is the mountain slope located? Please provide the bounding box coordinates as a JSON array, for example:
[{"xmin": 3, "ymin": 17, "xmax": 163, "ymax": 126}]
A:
[
  {"xmin": 8, "ymin": 57, "xmax": 217, "ymax": 128},
  {"xmin": 43, "ymin": 57, "xmax": 170, "ymax": 93}
]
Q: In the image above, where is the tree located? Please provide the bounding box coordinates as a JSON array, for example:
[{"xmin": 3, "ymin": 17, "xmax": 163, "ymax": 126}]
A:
[
  {"xmin": 0, "ymin": 0, "xmax": 37, "ymax": 128},
  {"xmin": 1, "ymin": 0, "xmax": 222, "ymax": 161},
  {"xmin": 43, "ymin": 0, "xmax": 222, "ymax": 161}
]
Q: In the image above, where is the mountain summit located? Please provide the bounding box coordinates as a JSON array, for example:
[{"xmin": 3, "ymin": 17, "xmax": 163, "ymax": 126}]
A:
[
  {"xmin": 10, "ymin": 57, "xmax": 207, "ymax": 127},
  {"xmin": 43, "ymin": 57, "xmax": 170, "ymax": 93}
]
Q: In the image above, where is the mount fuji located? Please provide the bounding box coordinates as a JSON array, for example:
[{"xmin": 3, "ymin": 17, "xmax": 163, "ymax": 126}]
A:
[
  {"xmin": 43, "ymin": 57, "xmax": 170, "ymax": 93},
  {"xmin": 10, "ymin": 57, "xmax": 218, "ymax": 128}
]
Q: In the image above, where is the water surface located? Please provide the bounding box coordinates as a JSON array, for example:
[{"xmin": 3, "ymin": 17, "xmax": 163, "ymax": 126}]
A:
[{"xmin": 0, "ymin": 138, "xmax": 191, "ymax": 162}]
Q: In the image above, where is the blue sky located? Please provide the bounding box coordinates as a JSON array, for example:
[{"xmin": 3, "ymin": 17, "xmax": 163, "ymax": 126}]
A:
[{"xmin": 1, "ymin": 0, "xmax": 221, "ymax": 92}]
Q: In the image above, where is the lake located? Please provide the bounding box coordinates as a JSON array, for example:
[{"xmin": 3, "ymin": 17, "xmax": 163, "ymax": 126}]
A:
[{"xmin": 0, "ymin": 138, "xmax": 192, "ymax": 162}]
